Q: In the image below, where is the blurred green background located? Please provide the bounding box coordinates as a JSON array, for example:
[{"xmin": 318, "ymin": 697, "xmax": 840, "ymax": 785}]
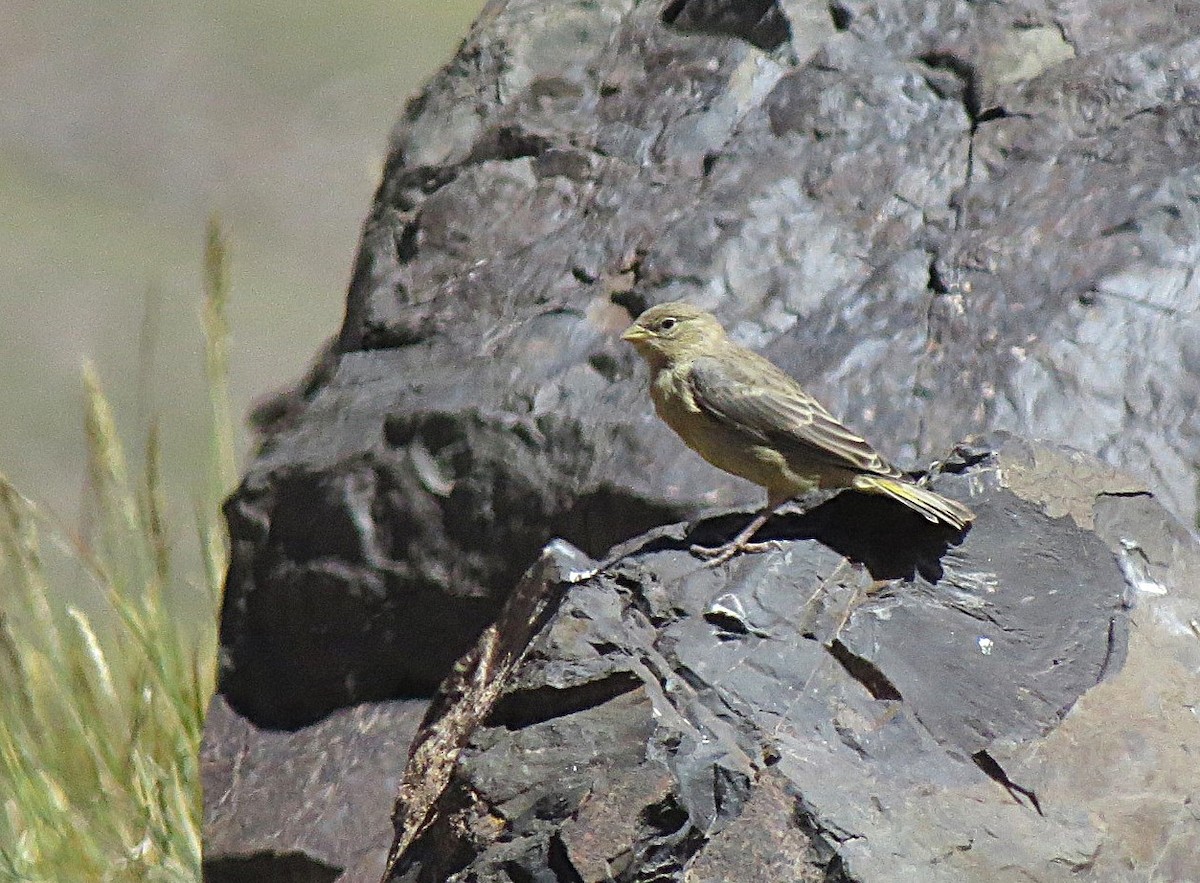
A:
[{"xmin": 1, "ymin": 0, "xmax": 485, "ymax": 520}]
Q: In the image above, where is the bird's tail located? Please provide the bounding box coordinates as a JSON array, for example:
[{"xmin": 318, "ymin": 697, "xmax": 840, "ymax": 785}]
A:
[{"xmin": 852, "ymin": 475, "xmax": 974, "ymax": 530}]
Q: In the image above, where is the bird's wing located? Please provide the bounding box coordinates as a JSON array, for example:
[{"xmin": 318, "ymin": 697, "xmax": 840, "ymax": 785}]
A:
[{"xmin": 687, "ymin": 351, "xmax": 899, "ymax": 477}]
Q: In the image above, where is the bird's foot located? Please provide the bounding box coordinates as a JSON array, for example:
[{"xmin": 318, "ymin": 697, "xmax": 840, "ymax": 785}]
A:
[{"xmin": 689, "ymin": 539, "xmax": 782, "ymax": 566}]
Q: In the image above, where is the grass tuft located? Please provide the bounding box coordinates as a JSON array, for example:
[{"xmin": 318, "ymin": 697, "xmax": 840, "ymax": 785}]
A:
[{"xmin": 0, "ymin": 220, "xmax": 236, "ymax": 882}]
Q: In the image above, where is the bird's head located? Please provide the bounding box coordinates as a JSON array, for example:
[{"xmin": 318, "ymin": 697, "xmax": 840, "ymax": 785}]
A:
[{"xmin": 620, "ymin": 302, "xmax": 727, "ymax": 366}]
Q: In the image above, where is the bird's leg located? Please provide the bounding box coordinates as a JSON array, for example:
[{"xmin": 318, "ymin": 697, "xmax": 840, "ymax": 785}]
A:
[{"xmin": 689, "ymin": 507, "xmax": 780, "ymax": 566}]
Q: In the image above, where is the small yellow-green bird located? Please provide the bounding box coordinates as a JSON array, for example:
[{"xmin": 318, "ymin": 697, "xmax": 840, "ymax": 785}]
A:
[{"xmin": 622, "ymin": 302, "xmax": 974, "ymax": 563}]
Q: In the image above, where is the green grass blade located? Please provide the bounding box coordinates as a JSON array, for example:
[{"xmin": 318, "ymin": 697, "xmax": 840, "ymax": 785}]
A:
[{"xmin": 0, "ymin": 222, "xmax": 238, "ymax": 882}]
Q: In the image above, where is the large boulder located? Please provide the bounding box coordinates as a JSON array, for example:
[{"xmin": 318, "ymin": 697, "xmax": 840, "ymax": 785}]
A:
[
  {"xmin": 381, "ymin": 436, "xmax": 1200, "ymax": 882},
  {"xmin": 203, "ymin": 0, "xmax": 1200, "ymax": 879},
  {"xmin": 215, "ymin": 0, "xmax": 1200, "ymax": 732}
]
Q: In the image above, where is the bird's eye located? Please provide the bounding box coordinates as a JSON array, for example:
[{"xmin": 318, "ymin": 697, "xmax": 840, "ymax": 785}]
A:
[{"xmin": 659, "ymin": 317, "xmax": 677, "ymax": 331}]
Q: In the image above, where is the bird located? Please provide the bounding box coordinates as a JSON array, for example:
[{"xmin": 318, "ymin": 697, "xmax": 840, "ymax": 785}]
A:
[{"xmin": 621, "ymin": 302, "xmax": 974, "ymax": 564}]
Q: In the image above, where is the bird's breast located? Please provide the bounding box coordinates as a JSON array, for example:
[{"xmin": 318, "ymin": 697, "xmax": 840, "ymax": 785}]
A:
[
  {"xmin": 649, "ymin": 366, "xmax": 703, "ymax": 436},
  {"xmin": 648, "ymin": 366, "xmax": 797, "ymax": 493}
]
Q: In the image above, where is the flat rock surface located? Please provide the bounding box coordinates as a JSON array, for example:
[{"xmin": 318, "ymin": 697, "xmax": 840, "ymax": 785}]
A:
[{"xmin": 385, "ymin": 436, "xmax": 1200, "ymax": 882}]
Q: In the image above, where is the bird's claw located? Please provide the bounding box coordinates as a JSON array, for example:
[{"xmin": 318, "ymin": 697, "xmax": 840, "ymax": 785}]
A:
[{"xmin": 689, "ymin": 540, "xmax": 782, "ymax": 566}]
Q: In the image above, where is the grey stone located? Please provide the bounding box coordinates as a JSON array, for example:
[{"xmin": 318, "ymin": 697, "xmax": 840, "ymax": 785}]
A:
[
  {"xmin": 383, "ymin": 437, "xmax": 1200, "ymax": 881},
  {"xmin": 220, "ymin": 0, "xmax": 1200, "ymax": 730},
  {"xmin": 206, "ymin": 0, "xmax": 1200, "ymax": 876},
  {"xmin": 202, "ymin": 694, "xmax": 426, "ymax": 882}
]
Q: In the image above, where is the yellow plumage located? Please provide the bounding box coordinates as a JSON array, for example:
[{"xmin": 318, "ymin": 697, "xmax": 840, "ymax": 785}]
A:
[{"xmin": 622, "ymin": 302, "xmax": 973, "ymax": 561}]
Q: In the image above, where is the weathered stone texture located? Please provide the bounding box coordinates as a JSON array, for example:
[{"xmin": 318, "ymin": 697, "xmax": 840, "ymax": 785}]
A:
[{"xmin": 203, "ymin": 0, "xmax": 1200, "ymax": 879}]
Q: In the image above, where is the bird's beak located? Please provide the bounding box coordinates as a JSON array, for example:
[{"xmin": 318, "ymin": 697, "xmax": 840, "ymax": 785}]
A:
[{"xmin": 621, "ymin": 324, "xmax": 649, "ymax": 342}]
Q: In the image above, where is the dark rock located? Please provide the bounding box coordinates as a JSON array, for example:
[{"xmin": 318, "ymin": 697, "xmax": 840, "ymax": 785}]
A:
[
  {"xmin": 383, "ymin": 437, "xmax": 1200, "ymax": 882},
  {"xmin": 215, "ymin": 0, "xmax": 1200, "ymax": 736},
  {"xmin": 206, "ymin": 0, "xmax": 1200, "ymax": 876},
  {"xmin": 662, "ymin": 0, "xmax": 794, "ymax": 54},
  {"xmin": 201, "ymin": 694, "xmax": 425, "ymax": 882},
  {"xmin": 218, "ymin": 352, "xmax": 680, "ymax": 728}
]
